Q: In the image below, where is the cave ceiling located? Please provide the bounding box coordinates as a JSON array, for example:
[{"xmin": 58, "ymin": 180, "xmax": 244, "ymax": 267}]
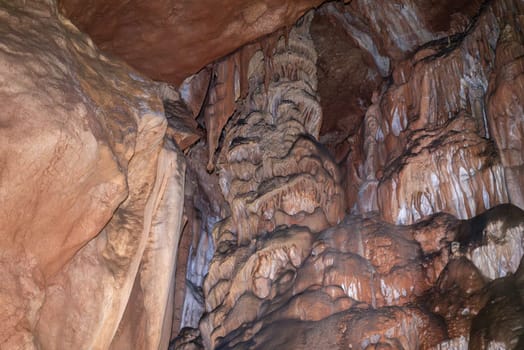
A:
[
  {"xmin": 58, "ymin": 0, "xmax": 483, "ymax": 86},
  {"xmin": 58, "ymin": 0, "xmax": 326, "ymax": 84}
]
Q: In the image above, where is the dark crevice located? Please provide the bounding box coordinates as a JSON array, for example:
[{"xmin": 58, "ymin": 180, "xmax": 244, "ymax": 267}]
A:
[{"xmin": 415, "ymin": 0, "xmax": 494, "ymax": 63}]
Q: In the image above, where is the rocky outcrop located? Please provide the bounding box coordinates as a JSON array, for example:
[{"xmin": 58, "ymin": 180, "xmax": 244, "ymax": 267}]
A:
[
  {"xmin": 198, "ymin": 212, "xmax": 455, "ymax": 349},
  {"xmin": 426, "ymin": 205, "xmax": 524, "ymax": 347},
  {"xmin": 197, "ymin": 12, "xmax": 345, "ymax": 349},
  {"xmin": 161, "ymin": 83, "xmax": 205, "ymax": 152},
  {"xmin": 241, "ymin": 306, "xmax": 447, "ymax": 350},
  {"xmin": 3, "ymin": 1, "xmax": 524, "ymax": 350},
  {"xmin": 469, "ymin": 258, "xmax": 524, "ymax": 349},
  {"xmin": 172, "ymin": 2, "xmax": 524, "ymax": 349},
  {"xmin": 321, "ymin": 0, "xmax": 484, "ymax": 76},
  {"xmin": 176, "ymin": 143, "xmax": 227, "ymax": 332},
  {"xmin": 0, "ymin": 1, "xmax": 184, "ymax": 349}
]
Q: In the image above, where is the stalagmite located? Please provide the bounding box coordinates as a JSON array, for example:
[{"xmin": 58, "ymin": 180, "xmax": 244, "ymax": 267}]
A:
[{"xmin": 2, "ymin": 0, "xmax": 523, "ymax": 349}]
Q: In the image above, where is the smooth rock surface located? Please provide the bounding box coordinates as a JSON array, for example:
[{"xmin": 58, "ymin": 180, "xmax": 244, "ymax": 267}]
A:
[
  {"xmin": 58, "ymin": 0, "xmax": 325, "ymax": 84},
  {"xmin": 0, "ymin": 1, "xmax": 185, "ymax": 349}
]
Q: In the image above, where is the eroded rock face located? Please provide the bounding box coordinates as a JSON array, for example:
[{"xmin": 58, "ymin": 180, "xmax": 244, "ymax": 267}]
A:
[
  {"xmin": 310, "ymin": 9, "xmax": 382, "ymax": 159},
  {"xmin": 199, "ymin": 213, "xmax": 453, "ymax": 349},
  {"xmin": 321, "ymin": 0, "xmax": 484, "ymax": 77},
  {"xmin": 173, "ymin": 1, "xmax": 524, "ymax": 349},
  {"xmin": 196, "ymin": 12, "xmax": 345, "ymax": 349},
  {"xmin": 5, "ymin": 0, "xmax": 524, "ymax": 349},
  {"xmin": 0, "ymin": 1, "xmax": 184, "ymax": 349},
  {"xmin": 243, "ymin": 306, "xmax": 446, "ymax": 350}
]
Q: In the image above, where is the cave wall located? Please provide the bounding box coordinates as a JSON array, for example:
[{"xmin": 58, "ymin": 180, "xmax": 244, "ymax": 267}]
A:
[
  {"xmin": 171, "ymin": 0, "xmax": 524, "ymax": 349},
  {"xmin": 0, "ymin": 1, "xmax": 185, "ymax": 349},
  {"xmin": 57, "ymin": 0, "xmax": 326, "ymax": 84},
  {"xmin": 1, "ymin": 0, "xmax": 523, "ymax": 349}
]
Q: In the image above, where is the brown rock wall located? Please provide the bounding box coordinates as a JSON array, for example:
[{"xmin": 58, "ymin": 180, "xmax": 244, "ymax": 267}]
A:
[{"xmin": 0, "ymin": 2, "xmax": 185, "ymax": 349}]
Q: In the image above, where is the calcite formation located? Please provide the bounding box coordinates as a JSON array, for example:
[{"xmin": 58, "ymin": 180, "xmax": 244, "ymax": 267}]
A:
[
  {"xmin": 427, "ymin": 205, "xmax": 524, "ymax": 347},
  {"xmin": 204, "ymin": 56, "xmax": 240, "ymax": 172},
  {"xmin": 195, "ymin": 12, "xmax": 344, "ymax": 349},
  {"xmin": 487, "ymin": 23, "xmax": 524, "ymax": 209},
  {"xmin": 195, "ymin": 202, "xmax": 524, "ymax": 349},
  {"xmin": 2, "ymin": 0, "xmax": 524, "ymax": 350},
  {"xmin": 216, "ymin": 12, "xmax": 346, "ymax": 245},
  {"xmin": 378, "ymin": 116, "xmax": 508, "ymax": 225},
  {"xmin": 0, "ymin": 1, "xmax": 184, "ymax": 349},
  {"xmin": 161, "ymin": 83, "xmax": 203, "ymax": 151},
  {"xmin": 342, "ymin": 0, "xmax": 523, "ymax": 225}
]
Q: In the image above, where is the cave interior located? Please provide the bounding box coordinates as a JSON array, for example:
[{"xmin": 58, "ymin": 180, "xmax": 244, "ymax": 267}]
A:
[{"xmin": 1, "ymin": 0, "xmax": 524, "ymax": 349}]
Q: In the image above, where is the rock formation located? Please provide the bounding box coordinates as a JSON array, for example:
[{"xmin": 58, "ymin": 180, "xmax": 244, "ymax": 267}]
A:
[
  {"xmin": 378, "ymin": 115, "xmax": 508, "ymax": 225},
  {"xmin": 341, "ymin": 0, "xmax": 523, "ymax": 224},
  {"xmin": 0, "ymin": 1, "xmax": 184, "ymax": 349},
  {"xmin": 57, "ymin": 0, "xmax": 326, "ymax": 84},
  {"xmin": 198, "ymin": 14, "xmax": 346, "ymax": 348},
  {"xmin": 215, "ymin": 12, "xmax": 346, "ymax": 245},
  {"xmin": 1, "ymin": 0, "xmax": 523, "ymax": 350},
  {"xmin": 194, "ymin": 204, "xmax": 524, "ymax": 349},
  {"xmin": 487, "ymin": 23, "xmax": 524, "ymax": 209}
]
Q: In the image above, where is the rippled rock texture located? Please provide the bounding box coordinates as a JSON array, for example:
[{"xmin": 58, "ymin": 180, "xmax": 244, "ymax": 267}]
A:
[
  {"xmin": 196, "ymin": 204, "xmax": 524, "ymax": 349},
  {"xmin": 177, "ymin": 1, "xmax": 524, "ymax": 349},
  {"xmin": 344, "ymin": 0, "xmax": 523, "ymax": 225},
  {"xmin": 168, "ymin": 1, "xmax": 524, "ymax": 348},
  {"xmin": 3, "ymin": 0, "xmax": 524, "ymax": 349},
  {"xmin": 215, "ymin": 12, "xmax": 346, "ymax": 245},
  {"xmin": 0, "ymin": 1, "xmax": 185, "ymax": 349},
  {"xmin": 198, "ymin": 14, "xmax": 345, "ymax": 348},
  {"xmin": 487, "ymin": 22, "xmax": 524, "ymax": 210}
]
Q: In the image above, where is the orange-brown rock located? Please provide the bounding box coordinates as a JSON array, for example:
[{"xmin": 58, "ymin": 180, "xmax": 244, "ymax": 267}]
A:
[
  {"xmin": 242, "ymin": 306, "xmax": 446, "ymax": 350},
  {"xmin": 161, "ymin": 84, "xmax": 203, "ymax": 151},
  {"xmin": 0, "ymin": 1, "xmax": 185, "ymax": 349},
  {"xmin": 487, "ymin": 23, "xmax": 524, "ymax": 210},
  {"xmin": 216, "ymin": 12, "xmax": 345, "ymax": 245},
  {"xmin": 378, "ymin": 116, "xmax": 509, "ymax": 225},
  {"xmin": 204, "ymin": 55, "xmax": 240, "ymax": 172},
  {"xmin": 457, "ymin": 204, "xmax": 524, "ymax": 280},
  {"xmin": 469, "ymin": 258, "xmax": 524, "ymax": 349},
  {"xmin": 196, "ymin": 204, "xmax": 523, "ymax": 349},
  {"xmin": 425, "ymin": 205, "xmax": 524, "ymax": 344},
  {"xmin": 175, "ymin": 142, "xmax": 228, "ymax": 333},
  {"xmin": 338, "ymin": 0, "xmax": 483, "ymax": 64},
  {"xmin": 58, "ymin": 0, "xmax": 325, "ymax": 84},
  {"xmin": 4, "ymin": 1, "xmax": 524, "ymax": 350},
  {"xmin": 427, "ymin": 257, "xmax": 488, "ymax": 338},
  {"xmin": 293, "ymin": 215, "xmax": 450, "ymax": 308},
  {"xmin": 179, "ymin": 68, "xmax": 212, "ymax": 119},
  {"xmin": 427, "ymin": 254, "xmax": 524, "ymax": 348},
  {"xmin": 377, "ymin": 3, "xmax": 499, "ymax": 136},
  {"xmin": 310, "ymin": 8, "xmax": 382, "ymax": 158},
  {"xmin": 345, "ymin": 0, "xmax": 522, "ymax": 220}
]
